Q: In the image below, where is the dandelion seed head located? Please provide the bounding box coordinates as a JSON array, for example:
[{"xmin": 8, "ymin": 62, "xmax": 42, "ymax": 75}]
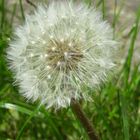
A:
[{"xmin": 7, "ymin": 1, "xmax": 118, "ymax": 109}]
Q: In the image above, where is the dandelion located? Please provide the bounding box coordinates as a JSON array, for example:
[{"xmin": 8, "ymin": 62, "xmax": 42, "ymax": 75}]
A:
[{"xmin": 7, "ymin": 1, "xmax": 118, "ymax": 109}]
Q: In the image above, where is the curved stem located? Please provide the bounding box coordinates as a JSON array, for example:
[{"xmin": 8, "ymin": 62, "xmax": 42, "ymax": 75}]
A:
[{"xmin": 71, "ymin": 99, "xmax": 99, "ymax": 140}]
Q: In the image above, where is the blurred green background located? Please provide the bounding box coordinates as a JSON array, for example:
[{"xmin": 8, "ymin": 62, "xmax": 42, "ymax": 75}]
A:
[{"xmin": 0, "ymin": 0, "xmax": 140, "ymax": 140}]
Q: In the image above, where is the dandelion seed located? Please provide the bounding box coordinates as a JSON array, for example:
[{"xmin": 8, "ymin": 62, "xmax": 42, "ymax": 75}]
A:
[
  {"xmin": 49, "ymin": 35, "xmax": 54, "ymax": 39},
  {"xmin": 61, "ymin": 15, "xmax": 66, "ymax": 19},
  {"xmin": 68, "ymin": 42, "xmax": 73, "ymax": 47},
  {"xmin": 42, "ymin": 40, "xmax": 46, "ymax": 44},
  {"xmin": 49, "ymin": 23, "xmax": 53, "ymax": 27},
  {"xmin": 44, "ymin": 54, "xmax": 48, "ymax": 58},
  {"xmin": 60, "ymin": 38, "xmax": 64, "ymax": 43},
  {"xmin": 7, "ymin": 1, "xmax": 118, "ymax": 109},
  {"xmin": 40, "ymin": 54, "xmax": 44, "ymax": 59},
  {"xmin": 64, "ymin": 52, "xmax": 68, "ymax": 57},
  {"xmin": 42, "ymin": 31, "xmax": 45, "ymax": 35},
  {"xmin": 52, "ymin": 47, "xmax": 56, "ymax": 51},
  {"xmin": 47, "ymin": 75, "xmax": 51, "ymax": 79},
  {"xmin": 57, "ymin": 61, "xmax": 61, "ymax": 66},
  {"xmin": 75, "ymin": 22, "xmax": 79, "ymax": 25},
  {"xmin": 31, "ymin": 41, "xmax": 35, "ymax": 44},
  {"xmin": 46, "ymin": 65, "xmax": 51, "ymax": 70},
  {"xmin": 29, "ymin": 53, "xmax": 34, "ymax": 57}
]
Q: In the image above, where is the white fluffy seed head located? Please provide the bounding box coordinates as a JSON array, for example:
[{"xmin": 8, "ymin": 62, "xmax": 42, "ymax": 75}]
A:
[{"xmin": 7, "ymin": 1, "xmax": 118, "ymax": 109}]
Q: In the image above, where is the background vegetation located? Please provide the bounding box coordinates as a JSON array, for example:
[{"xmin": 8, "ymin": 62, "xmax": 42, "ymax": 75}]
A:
[{"xmin": 0, "ymin": 0, "xmax": 140, "ymax": 140}]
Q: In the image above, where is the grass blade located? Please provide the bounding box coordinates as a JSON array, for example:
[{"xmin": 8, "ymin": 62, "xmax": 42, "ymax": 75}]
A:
[
  {"xmin": 16, "ymin": 105, "xmax": 41, "ymax": 140},
  {"xmin": 0, "ymin": 102, "xmax": 33, "ymax": 115},
  {"xmin": 19, "ymin": 0, "xmax": 25, "ymax": 20}
]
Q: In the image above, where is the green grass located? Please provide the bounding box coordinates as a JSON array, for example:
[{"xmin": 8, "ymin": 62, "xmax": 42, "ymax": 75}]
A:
[{"xmin": 0, "ymin": 0, "xmax": 140, "ymax": 140}]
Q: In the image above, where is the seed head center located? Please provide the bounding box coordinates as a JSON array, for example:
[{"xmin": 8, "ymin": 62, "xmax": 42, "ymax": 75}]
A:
[{"xmin": 47, "ymin": 39, "xmax": 83, "ymax": 71}]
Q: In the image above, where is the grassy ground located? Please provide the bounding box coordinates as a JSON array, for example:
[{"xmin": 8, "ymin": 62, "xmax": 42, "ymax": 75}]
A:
[{"xmin": 0, "ymin": 0, "xmax": 140, "ymax": 140}]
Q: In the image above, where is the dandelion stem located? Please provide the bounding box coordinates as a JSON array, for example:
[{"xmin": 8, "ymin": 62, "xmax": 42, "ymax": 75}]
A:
[{"xmin": 71, "ymin": 99, "xmax": 99, "ymax": 140}]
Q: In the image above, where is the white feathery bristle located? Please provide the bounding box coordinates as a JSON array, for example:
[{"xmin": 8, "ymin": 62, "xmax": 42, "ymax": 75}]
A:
[{"xmin": 7, "ymin": 1, "xmax": 118, "ymax": 109}]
